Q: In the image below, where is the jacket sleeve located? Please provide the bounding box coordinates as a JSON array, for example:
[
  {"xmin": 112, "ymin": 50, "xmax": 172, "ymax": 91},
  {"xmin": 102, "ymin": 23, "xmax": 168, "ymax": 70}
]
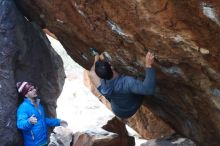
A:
[
  {"xmin": 126, "ymin": 68, "xmax": 156, "ymax": 95},
  {"xmin": 17, "ymin": 107, "xmax": 33, "ymax": 130},
  {"xmin": 97, "ymin": 85, "xmax": 111, "ymax": 102},
  {"xmin": 45, "ymin": 118, "xmax": 61, "ymax": 127}
]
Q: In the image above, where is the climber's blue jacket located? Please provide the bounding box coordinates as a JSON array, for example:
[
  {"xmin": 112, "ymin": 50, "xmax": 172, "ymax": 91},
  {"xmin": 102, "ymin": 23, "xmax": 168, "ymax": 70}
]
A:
[
  {"xmin": 98, "ymin": 68, "xmax": 156, "ymax": 118},
  {"xmin": 17, "ymin": 98, "xmax": 61, "ymax": 146}
]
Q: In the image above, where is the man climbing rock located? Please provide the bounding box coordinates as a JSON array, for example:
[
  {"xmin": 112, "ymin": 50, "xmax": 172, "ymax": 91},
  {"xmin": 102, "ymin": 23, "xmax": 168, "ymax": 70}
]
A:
[
  {"xmin": 89, "ymin": 51, "xmax": 156, "ymax": 119},
  {"xmin": 16, "ymin": 81, "xmax": 68, "ymax": 146}
]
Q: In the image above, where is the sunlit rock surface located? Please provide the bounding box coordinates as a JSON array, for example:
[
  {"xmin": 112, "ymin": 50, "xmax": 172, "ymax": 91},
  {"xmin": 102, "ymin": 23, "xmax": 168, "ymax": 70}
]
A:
[
  {"xmin": 72, "ymin": 131, "xmax": 118, "ymax": 146},
  {"xmin": 141, "ymin": 134, "xmax": 196, "ymax": 146},
  {"xmin": 0, "ymin": 0, "xmax": 65, "ymax": 145},
  {"xmin": 48, "ymin": 126, "xmax": 73, "ymax": 146},
  {"xmin": 72, "ymin": 117, "xmax": 135, "ymax": 146},
  {"xmin": 14, "ymin": 0, "xmax": 220, "ymax": 145}
]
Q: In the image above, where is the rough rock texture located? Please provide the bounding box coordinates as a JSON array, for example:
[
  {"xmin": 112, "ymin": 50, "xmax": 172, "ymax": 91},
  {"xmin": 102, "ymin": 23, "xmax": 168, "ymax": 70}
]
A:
[
  {"xmin": 102, "ymin": 117, "xmax": 135, "ymax": 146},
  {"xmin": 84, "ymin": 70, "xmax": 174, "ymax": 139},
  {"xmin": 72, "ymin": 117, "xmax": 135, "ymax": 146},
  {"xmin": 141, "ymin": 134, "xmax": 196, "ymax": 146},
  {"xmin": 14, "ymin": 0, "xmax": 220, "ymax": 146},
  {"xmin": 48, "ymin": 126, "xmax": 73, "ymax": 146},
  {"xmin": 0, "ymin": 0, "xmax": 65, "ymax": 145},
  {"xmin": 72, "ymin": 131, "xmax": 118, "ymax": 146}
]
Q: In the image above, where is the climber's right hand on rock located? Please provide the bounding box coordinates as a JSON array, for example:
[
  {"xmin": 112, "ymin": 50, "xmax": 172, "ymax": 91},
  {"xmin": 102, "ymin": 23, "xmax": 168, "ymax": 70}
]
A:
[
  {"xmin": 29, "ymin": 114, "xmax": 37, "ymax": 124},
  {"xmin": 145, "ymin": 52, "xmax": 154, "ymax": 68}
]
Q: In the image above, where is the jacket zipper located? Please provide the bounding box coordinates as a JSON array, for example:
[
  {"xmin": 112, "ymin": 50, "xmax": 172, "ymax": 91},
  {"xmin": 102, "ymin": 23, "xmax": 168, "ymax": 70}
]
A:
[{"xmin": 31, "ymin": 130, "xmax": 35, "ymax": 140}]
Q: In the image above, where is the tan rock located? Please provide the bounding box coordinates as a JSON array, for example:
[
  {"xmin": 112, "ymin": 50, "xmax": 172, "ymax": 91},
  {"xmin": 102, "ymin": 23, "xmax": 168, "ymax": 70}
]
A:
[
  {"xmin": 48, "ymin": 126, "xmax": 73, "ymax": 146},
  {"xmin": 72, "ymin": 117, "xmax": 134, "ymax": 146},
  {"xmin": 72, "ymin": 130, "xmax": 118, "ymax": 146},
  {"xmin": 141, "ymin": 134, "xmax": 196, "ymax": 146},
  {"xmin": 4, "ymin": 0, "xmax": 220, "ymax": 145}
]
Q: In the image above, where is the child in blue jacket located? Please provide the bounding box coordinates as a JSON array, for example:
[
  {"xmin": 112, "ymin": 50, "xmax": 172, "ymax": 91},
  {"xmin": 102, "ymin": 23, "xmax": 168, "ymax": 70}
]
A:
[{"xmin": 16, "ymin": 81, "xmax": 67, "ymax": 146}]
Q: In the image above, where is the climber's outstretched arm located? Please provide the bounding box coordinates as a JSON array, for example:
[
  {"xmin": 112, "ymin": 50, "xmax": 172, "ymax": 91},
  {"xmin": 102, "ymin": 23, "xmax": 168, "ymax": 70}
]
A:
[{"xmin": 89, "ymin": 54, "xmax": 101, "ymax": 88}]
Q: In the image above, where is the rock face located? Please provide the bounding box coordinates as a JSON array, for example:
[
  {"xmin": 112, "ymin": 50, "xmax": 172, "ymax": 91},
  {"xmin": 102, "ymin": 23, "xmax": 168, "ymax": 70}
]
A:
[
  {"xmin": 73, "ymin": 131, "xmax": 118, "ymax": 146},
  {"xmin": 12, "ymin": 0, "xmax": 220, "ymax": 145},
  {"xmin": 141, "ymin": 134, "xmax": 196, "ymax": 146},
  {"xmin": 48, "ymin": 117, "xmax": 134, "ymax": 146},
  {"xmin": 0, "ymin": 0, "xmax": 65, "ymax": 145},
  {"xmin": 72, "ymin": 117, "xmax": 135, "ymax": 146},
  {"xmin": 48, "ymin": 126, "xmax": 73, "ymax": 146},
  {"xmin": 102, "ymin": 117, "xmax": 135, "ymax": 146}
]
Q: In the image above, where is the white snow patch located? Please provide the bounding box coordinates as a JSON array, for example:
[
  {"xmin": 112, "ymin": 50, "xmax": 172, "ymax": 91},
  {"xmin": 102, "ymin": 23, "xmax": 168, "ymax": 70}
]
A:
[
  {"xmin": 173, "ymin": 35, "xmax": 184, "ymax": 43},
  {"xmin": 107, "ymin": 20, "xmax": 129, "ymax": 37},
  {"xmin": 56, "ymin": 19, "xmax": 64, "ymax": 24},
  {"xmin": 201, "ymin": 2, "xmax": 220, "ymax": 26},
  {"xmin": 172, "ymin": 138, "xmax": 186, "ymax": 144},
  {"xmin": 102, "ymin": 51, "xmax": 112, "ymax": 62},
  {"xmin": 200, "ymin": 48, "xmax": 209, "ymax": 54},
  {"xmin": 74, "ymin": 3, "xmax": 86, "ymax": 17},
  {"xmin": 161, "ymin": 66, "xmax": 184, "ymax": 76},
  {"xmin": 85, "ymin": 128, "xmax": 117, "ymax": 137}
]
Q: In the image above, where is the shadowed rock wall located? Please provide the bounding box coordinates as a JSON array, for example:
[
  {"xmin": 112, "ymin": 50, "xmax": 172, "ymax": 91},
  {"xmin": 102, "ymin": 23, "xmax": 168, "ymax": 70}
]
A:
[
  {"xmin": 14, "ymin": 0, "xmax": 220, "ymax": 146},
  {"xmin": 0, "ymin": 0, "xmax": 65, "ymax": 145}
]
